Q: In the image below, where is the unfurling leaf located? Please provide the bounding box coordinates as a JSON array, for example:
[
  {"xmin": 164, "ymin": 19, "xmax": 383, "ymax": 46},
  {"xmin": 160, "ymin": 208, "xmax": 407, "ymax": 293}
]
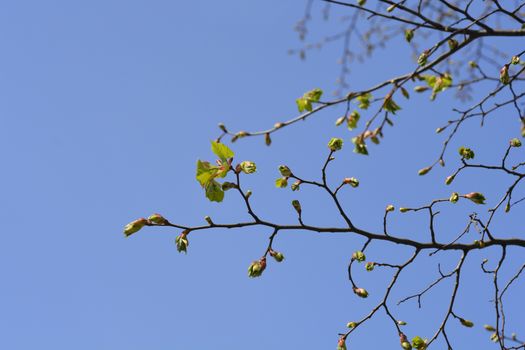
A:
[
  {"xmin": 124, "ymin": 218, "xmax": 148, "ymax": 237},
  {"xmin": 248, "ymin": 257, "xmax": 266, "ymax": 278},
  {"xmin": 464, "ymin": 192, "xmax": 486, "ymax": 205},
  {"xmin": 275, "ymin": 177, "xmax": 288, "ymax": 188},
  {"xmin": 328, "ymin": 137, "xmax": 344, "ymax": 151}
]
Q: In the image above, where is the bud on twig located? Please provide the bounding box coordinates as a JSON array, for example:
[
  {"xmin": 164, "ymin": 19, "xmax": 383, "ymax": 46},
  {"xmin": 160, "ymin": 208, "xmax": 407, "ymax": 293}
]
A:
[
  {"xmin": 269, "ymin": 250, "xmax": 285, "ymax": 262},
  {"xmin": 148, "ymin": 213, "xmax": 166, "ymax": 225},
  {"xmin": 279, "ymin": 165, "xmax": 293, "ymax": 177},
  {"xmin": 328, "ymin": 137, "xmax": 344, "ymax": 151},
  {"xmin": 352, "ymin": 251, "xmax": 366, "ymax": 262},
  {"xmin": 445, "ymin": 174, "xmax": 455, "ymax": 185},
  {"xmin": 510, "ymin": 138, "xmax": 522, "ymax": 147},
  {"xmin": 353, "ymin": 287, "xmax": 369, "ymax": 298},
  {"xmin": 124, "ymin": 218, "xmax": 148, "ymax": 237},
  {"xmin": 418, "ymin": 166, "xmax": 432, "ymax": 176},
  {"xmin": 343, "ymin": 177, "xmax": 359, "ymax": 187},
  {"xmin": 500, "ymin": 65, "xmax": 510, "ymax": 85},
  {"xmin": 204, "ymin": 216, "xmax": 213, "ymax": 225},
  {"xmin": 449, "ymin": 192, "xmax": 459, "ymax": 203},
  {"xmin": 239, "ymin": 161, "xmax": 257, "ymax": 174},
  {"xmin": 291, "ymin": 199, "xmax": 302, "ymax": 215},
  {"xmin": 175, "ymin": 231, "xmax": 189, "ymax": 253},
  {"xmin": 464, "ymin": 192, "xmax": 486, "ymax": 205},
  {"xmin": 291, "ymin": 180, "xmax": 301, "ymax": 191},
  {"xmin": 386, "ymin": 204, "xmax": 395, "ymax": 212},
  {"xmin": 248, "ymin": 257, "xmax": 267, "ymax": 278}
]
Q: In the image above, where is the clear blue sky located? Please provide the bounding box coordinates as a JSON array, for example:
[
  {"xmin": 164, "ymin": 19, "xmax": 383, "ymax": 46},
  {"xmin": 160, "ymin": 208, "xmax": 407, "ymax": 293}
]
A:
[{"xmin": 1, "ymin": 1, "xmax": 523, "ymax": 349}]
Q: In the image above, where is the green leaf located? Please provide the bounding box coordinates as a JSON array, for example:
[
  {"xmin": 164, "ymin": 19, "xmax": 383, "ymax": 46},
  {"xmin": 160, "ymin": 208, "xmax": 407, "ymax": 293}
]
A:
[
  {"xmin": 205, "ymin": 180, "xmax": 225, "ymax": 202},
  {"xmin": 304, "ymin": 88, "xmax": 323, "ymax": 102},
  {"xmin": 196, "ymin": 160, "xmax": 216, "ymax": 187},
  {"xmin": 296, "ymin": 97, "xmax": 312, "ymax": 112},
  {"xmin": 356, "ymin": 93, "xmax": 371, "ymax": 109},
  {"xmin": 211, "ymin": 141, "xmax": 234, "ymax": 162},
  {"xmin": 275, "ymin": 177, "xmax": 288, "ymax": 188}
]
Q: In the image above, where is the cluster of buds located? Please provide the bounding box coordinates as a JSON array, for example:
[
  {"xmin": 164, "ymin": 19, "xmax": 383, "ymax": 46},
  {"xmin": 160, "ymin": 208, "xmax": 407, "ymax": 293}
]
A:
[
  {"xmin": 352, "ymin": 251, "xmax": 366, "ymax": 263},
  {"xmin": 175, "ymin": 230, "xmax": 189, "ymax": 253},
  {"xmin": 343, "ymin": 177, "xmax": 359, "ymax": 188},
  {"xmin": 269, "ymin": 249, "xmax": 285, "ymax": 262},
  {"xmin": 464, "ymin": 192, "xmax": 486, "ymax": 205},
  {"xmin": 353, "ymin": 287, "xmax": 369, "ymax": 298},
  {"xmin": 248, "ymin": 257, "xmax": 267, "ymax": 278},
  {"xmin": 238, "ymin": 161, "xmax": 257, "ymax": 174},
  {"xmin": 328, "ymin": 137, "xmax": 344, "ymax": 151}
]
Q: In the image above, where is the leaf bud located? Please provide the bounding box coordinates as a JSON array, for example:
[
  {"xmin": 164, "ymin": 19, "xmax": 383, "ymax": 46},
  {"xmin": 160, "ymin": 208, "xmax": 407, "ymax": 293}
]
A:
[
  {"xmin": 291, "ymin": 180, "xmax": 301, "ymax": 191},
  {"xmin": 397, "ymin": 320, "xmax": 407, "ymax": 326},
  {"xmin": 511, "ymin": 56, "xmax": 520, "ymax": 65},
  {"xmin": 459, "ymin": 318, "xmax": 474, "ymax": 328},
  {"xmin": 148, "ymin": 213, "xmax": 166, "ymax": 225},
  {"xmin": 417, "ymin": 50, "xmax": 430, "ymax": 66},
  {"xmin": 414, "ymin": 86, "xmax": 429, "ymax": 93},
  {"xmin": 365, "ymin": 262, "xmax": 375, "ymax": 271},
  {"xmin": 353, "ymin": 287, "xmax": 369, "ymax": 298},
  {"xmin": 464, "ymin": 192, "xmax": 486, "ymax": 204},
  {"xmin": 418, "ymin": 166, "xmax": 432, "ymax": 176},
  {"xmin": 274, "ymin": 122, "xmax": 284, "ymax": 129},
  {"xmin": 449, "ymin": 192, "xmax": 459, "ymax": 203},
  {"xmin": 346, "ymin": 321, "xmax": 357, "ymax": 328},
  {"xmin": 337, "ymin": 336, "xmax": 347, "ymax": 350},
  {"xmin": 445, "ymin": 174, "xmax": 455, "ymax": 185},
  {"xmin": 269, "ymin": 250, "xmax": 285, "ymax": 262},
  {"xmin": 405, "ymin": 29, "xmax": 414, "ymax": 43},
  {"xmin": 386, "ymin": 204, "xmax": 395, "ymax": 212},
  {"xmin": 245, "ymin": 190, "xmax": 252, "ymax": 199},
  {"xmin": 279, "ymin": 165, "xmax": 293, "ymax": 177},
  {"xmin": 124, "ymin": 218, "xmax": 148, "ymax": 237},
  {"xmin": 357, "ymin": 0, "xmax": 366, "ymax": 6},
  {"xmin": 447, "ymin": 38, "xmax": 458, "ymax": 50},
  {"xmin": 343, "ymin": 177, "xmax": 359, "ymax": 187},
  {"xmin": 335, "ymin": 116, "xmax": 346, "ymax": 126},
  {"xmin": 484, "ymin": 325, "xmax": 496, "ymax": 332},
  {"xmin": 248, "ymin": 257, "xmax": 267, "ymax": 278},
  {"xmin": 399, "ymin": 207, "xmax": 410, "ymax": 213},
  {"xmin": 204, "ymin": 216, "xmax": 213, "ymax": 225},
  {"xmin": 500, "ymin": 65, "xmax": 510, "ymax": 85},
  {"xmin": 265, "ymin": 132, "xmax": 272, "ymax": 146},
  {"xmin": 291, "ymin": 199, "xmax": 302, "ymax": 215},
  {"xmin": 468, "ymin": 61, "xmax": 478, "ymax": 68},
  {"xmin": 411, "ymin": 336, "xmax": 427, "ymax": 350}
]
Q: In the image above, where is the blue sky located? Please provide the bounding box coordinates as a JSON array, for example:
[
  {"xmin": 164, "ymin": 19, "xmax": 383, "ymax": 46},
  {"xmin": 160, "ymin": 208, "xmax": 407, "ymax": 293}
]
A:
[{"xmin": 1, "ymin": 1, "xmax": 524, "ymax": 349}]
